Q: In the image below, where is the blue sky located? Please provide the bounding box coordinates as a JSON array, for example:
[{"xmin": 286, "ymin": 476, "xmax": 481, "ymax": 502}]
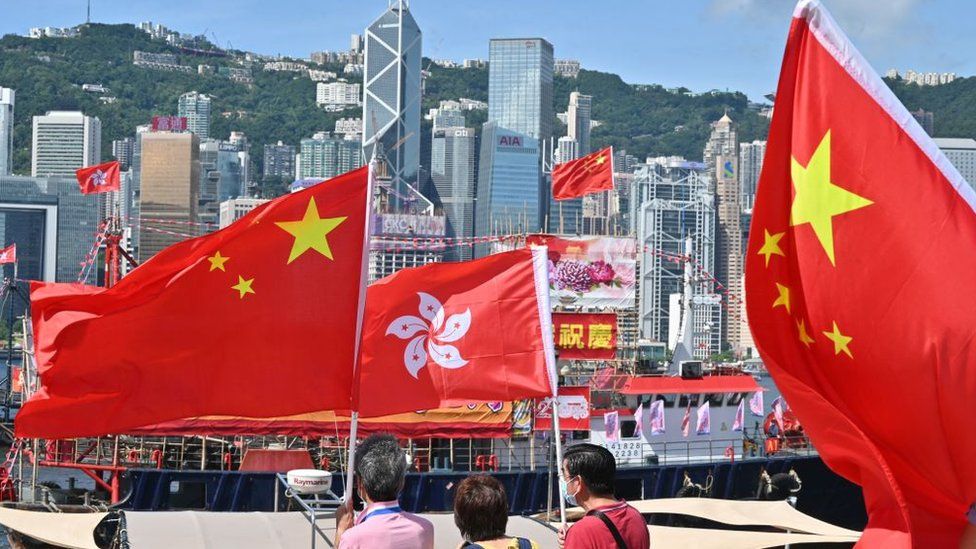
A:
[{"xmin": 3, "ymin": 1, "xmax": 973, "ymax": 101}]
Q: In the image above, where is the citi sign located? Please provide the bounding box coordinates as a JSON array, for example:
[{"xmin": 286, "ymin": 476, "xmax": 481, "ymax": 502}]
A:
[{"xmin": 498, "ymin": 135, "xmax": 523, "ymax": 147}]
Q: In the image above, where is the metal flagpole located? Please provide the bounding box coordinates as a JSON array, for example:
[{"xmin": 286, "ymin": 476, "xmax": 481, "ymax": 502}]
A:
[{"xmin": 344, "ymin": 160, "xmax": 377, "ymax": 507}]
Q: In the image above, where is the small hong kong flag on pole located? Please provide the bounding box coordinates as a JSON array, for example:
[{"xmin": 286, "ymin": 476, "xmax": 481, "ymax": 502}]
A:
[
  {"xmin": 747, "ymin": 1, "xmax": 976, "ymax": 545},
  {"xmin": 75, "ymin": 160, "xmax": 121, "ymax": 195},
  {"xmin": 0, "ymin": 244, "xmax": 15, "ymax": 265},
  {"xmin": 551, "ymin": 146, "xmax": 614, "ymax": 200}
]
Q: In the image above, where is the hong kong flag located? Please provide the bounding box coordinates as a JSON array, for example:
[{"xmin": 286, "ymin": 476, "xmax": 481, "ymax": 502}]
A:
[
  {"xmin": 18, "ymin": 167, "xmax": 371, "ymax": 438},
  {"xmin": 75, "ymin": 160, "xmax": 121, "ymax": 195},
  {"xmin": 551, "ymin": 147, "xmax": 614, "ymax": 200},
  {"xmin": 746, "ymin": 1, "xmax": 976, "ymax": 546},
  {"xmin": 355, "ymin": 248, "xmax": 556, "ymax": 417}
]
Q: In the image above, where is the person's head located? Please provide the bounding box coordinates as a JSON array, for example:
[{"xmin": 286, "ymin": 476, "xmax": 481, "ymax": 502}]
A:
[
  {"xmin": 453, "ymin": 475, "xmax": 509, "ymax": 542},
  {"xmin": 354, "ymin": 434, "xmax": 407, "ymax": 503},
  {"xmin": 562, "ymin": 443, "xmax": 616, "ymax": 504}
]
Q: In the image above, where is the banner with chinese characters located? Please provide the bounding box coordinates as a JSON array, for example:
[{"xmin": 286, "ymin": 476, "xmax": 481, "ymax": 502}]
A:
[
  {"xmin": 553, "ymin": 312, "xmax": 617, "ymax": 359},
  {"xmin": 534, "ymin": 386, "xmax": 591, "ymax": 431},
  {"xmin": 527, "ymin": 235, "xmax": 636, "ymax": 309}
]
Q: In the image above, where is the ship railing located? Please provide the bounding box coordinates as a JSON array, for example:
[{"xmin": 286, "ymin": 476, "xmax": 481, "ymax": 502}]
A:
[{"xmin": 274, "ymin": 473, "xmax": 338, "ymax": 549}]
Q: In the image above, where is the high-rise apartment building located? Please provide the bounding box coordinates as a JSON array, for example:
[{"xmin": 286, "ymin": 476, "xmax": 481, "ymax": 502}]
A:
[
  {"xmin": 300, "ymin": 132, "xmax": 363, "ymax": 180},
  {"xmin": 316, "ymin": 81, "xmax": 361, "ymax": 111},
  {"xmin": 219, "ymin": 197, "xmax": 269, "ymax": 229},
  {"xmin": 138, "ymin": 132, "xmax": 200, "ymax": 261},
  {"xmin": 0, "ymin": 88, "xmax": 13, "ymax": 175},
  {"xmin": 567, "ymin": 91, "xmax": 592, "ymax": 156},
  {"xmin": 362, "ymin": 0, "xmax": 422, "ymax": 196},
  {"xmin": 431, "ymin": 127, "xmax": 476, "ymax": 260},
  {"xmin": 31, "ymin": 111, "xmax": 101, "ymax": 177},
  {"xmin": 432, "ymin": 107, "xmax": 465, "ymax": 131},
  {"xmin": 177, "ymin": 91, "xmax": 211, "ymax": 140},
  {"xmin": 738, "ymin": 140, "xmax": 766, "ymax": 210},
  {"xmin": 263, "ymin": 141, "xmax": 296, "ymax": 179}
]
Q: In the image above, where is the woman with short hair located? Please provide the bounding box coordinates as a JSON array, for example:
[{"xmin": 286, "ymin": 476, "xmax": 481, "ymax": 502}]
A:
[{"xmin": 454, "ymin": 475, "xmax": 539, "ymax": 549}]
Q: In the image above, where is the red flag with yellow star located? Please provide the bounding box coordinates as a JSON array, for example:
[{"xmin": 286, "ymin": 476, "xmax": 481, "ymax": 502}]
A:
[
  {"xmin": 551, "ymin": 146, "xmax": 614, "ymax": 200},
  {"xmin": 17, "ymin": 167, "xmax": 371, "ymax": 438},
  {"xmin": 746, "ymin": 2, "xmax": 976, "ymax": 546}
]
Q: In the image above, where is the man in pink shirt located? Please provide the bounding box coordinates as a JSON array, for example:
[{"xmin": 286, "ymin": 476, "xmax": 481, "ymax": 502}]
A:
[{"xmin": 335, "ymin": 434, "xmax": 434, "ymax": 549}]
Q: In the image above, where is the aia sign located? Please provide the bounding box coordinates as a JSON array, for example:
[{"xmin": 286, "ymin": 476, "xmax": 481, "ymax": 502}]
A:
[{"xmin": 498, "ymin": 135, "xmax": 522, "ymax": 147}]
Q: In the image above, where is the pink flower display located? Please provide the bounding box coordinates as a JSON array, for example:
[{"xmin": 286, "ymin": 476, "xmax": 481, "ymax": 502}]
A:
[
  {"xmin": 586, "ymin": 260, "xmax": 616, "ymax": 284},
  {"xmin": 552, "ymin": 260, "xmax": 593, "ymax": 292}
]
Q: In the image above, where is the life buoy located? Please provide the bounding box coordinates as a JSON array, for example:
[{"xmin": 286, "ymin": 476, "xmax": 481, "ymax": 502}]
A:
[
  {"xmin": 222, "ymin": 452, "xmax": 233, "ymax": 470},
  {"xmin": 127, "ymin": 449, "xmax": 139, "ymax": 464},
  {"xmin": 151, "ymin": 449, "xmax": 163, "ymax": 469}
]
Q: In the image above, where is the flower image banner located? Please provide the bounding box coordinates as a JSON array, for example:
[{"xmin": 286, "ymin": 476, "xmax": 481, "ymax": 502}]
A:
[
  {"xmin": 552, "ymin": 312, "xmax": 617, "ymax": 359},
  {"xmin": 526, "ymin": 234, "xmax": 636, "ymax": 309}
]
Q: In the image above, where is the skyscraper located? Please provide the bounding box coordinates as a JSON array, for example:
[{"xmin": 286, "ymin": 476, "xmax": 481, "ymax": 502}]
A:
[
  {"xmin": 567, "ymin": 91, "xmax": 592, "ymax": 155},
  {"xmin": 704, "ymin": 113, "xmax": 742, "ymax": 352},
  {"xmin": 738, "ymin": 140, "xmax": 766, "ymax": 210},
  {"xmin": 112, "ymin": 137, "xmax": 135, "ymax": 171},
  {"xmin": 31, "ymin": 111, "xmax": 101, "ymax": 177},
  {"xmin": 487, "ymin": 38, "xmax": 554, "ymax": 142},
  {"xmin": 431, "ymin": 127, "xmax": 476, "ymax": 260},
  {"xmin": 934, "ymin": 138, "xmax": 976, "ymax": 188},
  {"xmin": 0, "ymin": 87, "xmax": 13, "ymax": 176},
  {"xmin": 633, "ymin": 160, "xmax": 721, "ymax": 358},
  {"xmin": 475, "ymin": 121, "xmax": 540, "ymax": 255},
  {"xmin": 138, "ymin": 132, "xmax": 200, "ymax": 261},
  {"xmin": 485, "ymin": 38, "xmax": 553, "ymax": 233},
  {"xmin": 178, "ymin": 91, "xmax": 211, "ymax": 140},
  {"xmin": 362, "ymin": 0, "xmax": 421, "ymax": 196}
]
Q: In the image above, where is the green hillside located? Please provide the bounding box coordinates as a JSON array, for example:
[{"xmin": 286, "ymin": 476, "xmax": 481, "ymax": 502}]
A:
[{"xmin": 9, "ymin": 22, "xmax": 965, "ymax": 194}]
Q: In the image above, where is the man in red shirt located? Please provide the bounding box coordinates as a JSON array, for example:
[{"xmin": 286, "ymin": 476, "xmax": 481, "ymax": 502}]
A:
[{"xmin": 558, "ymin": 443, "xmax": 650, "ymax": 549}]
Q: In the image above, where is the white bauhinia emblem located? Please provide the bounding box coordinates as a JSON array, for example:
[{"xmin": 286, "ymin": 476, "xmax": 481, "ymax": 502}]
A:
[
  {"xmin": 88, "ymin": 170, "xmax": 107, "ymax": 186},
  {"xmin": 386, "ymin": 292, "xmax": 471, "ymax": 378}
]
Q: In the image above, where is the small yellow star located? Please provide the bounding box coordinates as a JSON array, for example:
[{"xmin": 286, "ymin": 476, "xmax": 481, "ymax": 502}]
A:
[
  {"xmin": 791, "ymin": 130, "xmax": 873, "ymax": 265},
  {"xmin": 275, "ymin": 197, "xmax": 347, "ymax": 264},
  {"xmin": 822, "ymin": 321, "xmax": 853, "ymax": 358},
  {"xmin": 796, "ymin": 319, "xmax": 815, "ymax": 347},
  {"xmin": 231, "ymin": 276, "xmax": 255, "ymax": 299},
  {"xmin": 594, "ymin": 155, "xmax": 607, "ymax": 164},
  {"xmin": 772, "ymin": 283, "xmax": 791, "ymax": 314},
  {"xmin": 207, "ymin": 251, "xmax": 230, "ymax": 272},
  {"xmin": 757, "ymin": 230, "xmax": 786, "ymax": 267}
]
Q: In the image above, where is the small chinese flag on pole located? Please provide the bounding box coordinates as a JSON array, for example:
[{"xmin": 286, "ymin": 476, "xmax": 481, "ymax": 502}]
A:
[
  {"xmin": 551, "ymin": 146, "xmax": 614, "ymax": 200},
  {"xmin": 75, "ymin": 160, "xmax": 121, "ymax": 195},
  {"xmin": 0, "ymin": 244, "xmax": 15, "ymax": 265}
]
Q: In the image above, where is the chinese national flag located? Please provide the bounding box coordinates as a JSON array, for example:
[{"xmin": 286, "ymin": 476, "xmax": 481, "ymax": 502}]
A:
[
  {"xmin": 17, "ymin": 167, "xmax": 371, "ymax": 438},
  {"xmin": 746, "ymin": 2, "xmax": 976, "ymax": 546},
  {"xmin": 75, "ymin": 160, "xmax": 121, "ymax": 195},
  {"xmin": 551, "ymin": 147, "xmax": 614, "ymax": 200},
  {"xmin": 355, "ymin": 248, "xmax": 556, "ymax": 417},
  {"xmin": 0, "ymin": 244, "xmax": 14, "ymax": 265}
]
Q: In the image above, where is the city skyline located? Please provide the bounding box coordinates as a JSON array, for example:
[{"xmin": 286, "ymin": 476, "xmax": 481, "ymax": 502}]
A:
[{"xmin": 4, "ymin": 1, "xmax": 973, "ymax": 102}]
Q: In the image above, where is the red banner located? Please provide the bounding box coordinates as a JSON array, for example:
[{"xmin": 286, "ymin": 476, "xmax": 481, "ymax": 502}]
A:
[
  {"xmin": 152, "ymin": 115, "xmax": 188, "ymax": 132},
  {"xmin": 553, "ymin": 312, "xmax": 617, "ymax": 359},
  {"xmin": 534, "ymin": 386, "xmax": 591, "ymax": 431}
]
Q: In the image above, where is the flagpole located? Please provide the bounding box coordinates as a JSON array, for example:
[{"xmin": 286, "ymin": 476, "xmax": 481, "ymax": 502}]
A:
[
  {"xmin": 344, "ymin": 162, "xmax": 376, "ymax": 507},
  {"xmin": 529, "ymin": 245, "xmax": 566, "ymax": 527}
]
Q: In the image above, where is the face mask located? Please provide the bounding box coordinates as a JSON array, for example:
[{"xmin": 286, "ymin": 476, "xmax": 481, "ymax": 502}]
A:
[{"xmin": 560, "ymin": 476, "xmax": 579, "ymax": 507}]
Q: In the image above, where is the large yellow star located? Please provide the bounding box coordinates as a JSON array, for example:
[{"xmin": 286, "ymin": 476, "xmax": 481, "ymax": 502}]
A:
[
  {"xmin": 275, "ymin": 197, "xmax": 347, "ymax": 264},
  {"xmin": 796, "ymin": 319, "xmax": 815, "ymax": 347},
  {"xmin": 772, "ymin": 283, "xmax": 791, "ymax": 314},
  {"xmin": 231, "ymin": 275, "xmax": 255, "ymax": 299},
  {"xmin": 207, "ymin": 251, "xmax": 229, "ymax": 272},
  {"xmin": 790, "ymin": 131, "xmax": 873, "ymax": 265},
  {"xmin": 757, "ymin": 229, "xmax": 786, "ymax": 267},
  {"xmin": 823, "ymin": 321, "xmax": 853, "ymax": 358}
]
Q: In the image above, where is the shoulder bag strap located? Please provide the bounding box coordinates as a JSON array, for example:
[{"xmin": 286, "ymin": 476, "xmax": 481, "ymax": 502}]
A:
[{"xmin": 590, "ymin": 509, "xmax": 628, "ymax": 549}]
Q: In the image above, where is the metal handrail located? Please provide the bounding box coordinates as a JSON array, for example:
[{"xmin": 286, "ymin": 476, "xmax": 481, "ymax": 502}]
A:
[{"xmin": 274, "ymin": 473, "xmax": 341, "ymax": 549}]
